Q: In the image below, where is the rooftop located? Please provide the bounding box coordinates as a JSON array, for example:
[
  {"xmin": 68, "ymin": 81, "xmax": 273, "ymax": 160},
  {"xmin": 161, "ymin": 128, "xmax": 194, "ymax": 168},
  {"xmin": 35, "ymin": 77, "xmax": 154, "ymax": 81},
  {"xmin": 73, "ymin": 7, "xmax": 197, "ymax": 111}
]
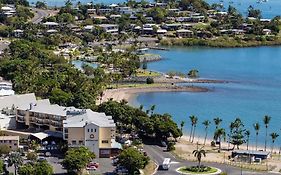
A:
[
  {"xmin": 64, "ymin": 109, "xmax": 115, "ymax": 128},
  {"xmin": 0, "ymin": 136, "xmax": 19, "ymax": 141}
]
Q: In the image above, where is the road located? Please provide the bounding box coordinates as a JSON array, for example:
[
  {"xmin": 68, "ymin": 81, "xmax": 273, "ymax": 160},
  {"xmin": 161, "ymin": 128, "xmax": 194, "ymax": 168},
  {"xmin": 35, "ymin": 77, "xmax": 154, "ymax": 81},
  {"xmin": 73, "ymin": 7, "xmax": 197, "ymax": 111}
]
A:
[
  {"xmin": 144, "ymin": 144, "xmax": 277, "ymax": 175},
  {"xmin": 31, "ymin": 8, "xmax": 58, "ymax": 24}
]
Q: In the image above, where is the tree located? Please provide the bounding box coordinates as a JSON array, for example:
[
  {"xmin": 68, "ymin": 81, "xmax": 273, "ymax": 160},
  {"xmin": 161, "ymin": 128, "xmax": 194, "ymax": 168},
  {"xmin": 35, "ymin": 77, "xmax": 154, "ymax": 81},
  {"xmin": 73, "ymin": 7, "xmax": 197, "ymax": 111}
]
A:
[
  {"xmin": 62, "ymin": 147, "xmax": 95, "ymax": 174},
  {"xmin": 253, "ymin": 122, "xmax": 260, "ymax": 151},
  {"xmin": 189, "ymin": 115, "xmax": 198, "ymax": 143},
  {"xmin": 118, "ymin": 147, "xmax": 149, "ymax": 174},
  {"xmin": 150, "ymin": 105, "xmax": 156, "ymax": 115},
  {"xmin": 202, "ymin": 120, "xmax": 211, "ymax": 145},
  {"xmin": 18, "ymin": 163, "xmax": 34, "ymax": 175},
  {"xmin": 187, "ymin": 69, "xmax": 199, "ymax": 78},
  {"xmin": 248, "ymin": 5, "xmax": 261, "ymax": 18},
  {"xmin": 0, "ymin": 145, "xmax": 11, "ymax": 156},
  {"xmin": 0, "ymin": 160, "xmax": 3, "ymax": 174},
  {"xmin": 18, "ymin": 161, "xmax": 53, "ymax": 175},
  {"xmin": 270, "ymin": 132, "xmax": 279, "ymax": 153},
  {"xmin": 245, "ymin": 130, "xmax": 250, "ymax": 150},
  {"xmin": 146, "ymin": 77, "xmax": 154, "ymax": 84},
  {"xmin": 8, "ymin": 152, "xmax": 23, "ymax": 175},
  {"xmin": 229, "ymin": 118, "xmax": 245, "ymax": 150},
  {"xmin": 33, "ymin": 161, "xmax": 53, "ymax": 175},
  {"xmin": 213, "ymin": 117, "xmax": 222, "ymax": 129},
  {"xmin": 192, "ymin": 147, "xmax": 206, "ymax": 171},
  {"xmin": 35, "ymin": 1, "xmax": 47, "ymax": 9},
  {"xmin": 26, "ymin": 152, "xmax": 37, "ymax": 161},
  {"xmin": 180, "ymin": 121, "xmax": 185, "ymax": 138},
  {"xmin": 263, "ymin": 115, "xmax": 271, "ymax": 151},
  {"xmin": 214, "ymin": 128, "xmax": 226, "ymax": 153}
]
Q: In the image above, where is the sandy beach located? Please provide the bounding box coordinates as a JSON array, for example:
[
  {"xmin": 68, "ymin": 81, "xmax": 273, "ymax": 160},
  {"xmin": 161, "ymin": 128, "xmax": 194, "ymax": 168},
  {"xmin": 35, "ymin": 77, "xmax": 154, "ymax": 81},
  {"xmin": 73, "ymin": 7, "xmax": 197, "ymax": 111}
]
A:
[{"xmin": 100, "ymin": 85, "xmax": 209, "ymax": 103}]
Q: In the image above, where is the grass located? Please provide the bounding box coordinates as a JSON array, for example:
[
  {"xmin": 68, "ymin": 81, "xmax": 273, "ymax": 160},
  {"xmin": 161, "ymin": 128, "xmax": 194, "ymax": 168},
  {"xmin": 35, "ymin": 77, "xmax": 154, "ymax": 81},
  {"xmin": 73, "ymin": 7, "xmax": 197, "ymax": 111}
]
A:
[
  {"xmin": 178, "ymin": 166, "xmax": 218, "ymax": 174},
  {"xmin": 142, "ymin": 160, "xmax": 157, "ymax": 175},
  {"xmin": 136, "ymin": 69, "xmax": 161, "ymax": 77}
]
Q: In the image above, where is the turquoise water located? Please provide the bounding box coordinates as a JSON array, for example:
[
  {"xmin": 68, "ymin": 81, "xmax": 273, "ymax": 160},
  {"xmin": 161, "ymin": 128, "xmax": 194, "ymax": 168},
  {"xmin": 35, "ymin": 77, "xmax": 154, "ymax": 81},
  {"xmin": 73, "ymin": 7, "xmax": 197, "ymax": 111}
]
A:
[
  {"xmin": 132, "ymin": 46, "xmax": 281, "ymax": 147},
  {"xmin": 29, "ymin": 0, "xmax": 281, "ymax": 18},
  {"xmin": 72, "ymin": 60, "xmax": 98, "ymax": 70}
]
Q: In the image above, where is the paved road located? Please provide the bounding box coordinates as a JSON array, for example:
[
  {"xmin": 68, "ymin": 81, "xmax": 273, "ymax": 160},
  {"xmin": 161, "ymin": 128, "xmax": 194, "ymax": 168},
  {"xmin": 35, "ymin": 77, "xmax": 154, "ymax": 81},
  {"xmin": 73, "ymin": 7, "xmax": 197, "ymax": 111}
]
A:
[
  {"xmin": 144, "ymin": 144, "xmax": 276, "ymax": 175},
  {"xmin": 31, "ymin": 8, "xmax": 57, "ymax": 24}
]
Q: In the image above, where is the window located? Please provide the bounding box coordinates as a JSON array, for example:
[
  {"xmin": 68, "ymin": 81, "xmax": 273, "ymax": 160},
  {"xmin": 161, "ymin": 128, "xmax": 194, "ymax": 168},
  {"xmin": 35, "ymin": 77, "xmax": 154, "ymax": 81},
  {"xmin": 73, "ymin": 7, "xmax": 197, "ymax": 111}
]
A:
[
  {"xmin": 79, "ymin": 140, "xmax": 83, "ymax": 145},
  {"xmin": 91, "ymin": 129, "xmax": 93, "ymax": 132},
  {"xmin": 14, "ymin": 143, "xmax": 17, "ymax": 146},
  {"xmin": 87, "ymin": 129, "xmax": 90, "ymax": 132},
  {"xmin": 102, "ymin": 140, "xmax": 109, "ymax": 144},
  {"xmin": 94, "ymin": 129, "xmax": 97, "ymax": 132},
  {"xmin": 64, "ymin": 128, "xmax": 68, "ymax": 133},
  {"xmin": 72, "ymin": 140, "xmax": 76, "ymax": 145},
  {"xmin": 64, "ymin": 134, "xmax": 68, "ymax": 139}
]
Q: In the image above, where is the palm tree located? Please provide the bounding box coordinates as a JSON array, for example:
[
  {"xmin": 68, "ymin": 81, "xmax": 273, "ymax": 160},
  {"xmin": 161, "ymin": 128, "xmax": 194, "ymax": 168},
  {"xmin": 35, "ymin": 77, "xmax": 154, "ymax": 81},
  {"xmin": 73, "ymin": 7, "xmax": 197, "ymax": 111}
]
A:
[
  {"xmin": 150, "ymin": 105, "xmax": 156, "ymax": 115},
  {"xmin": 214, "ymin": 128, "xmax": 226, "ymax": 153},
  {"xmin": 180, "ymin": 121, "xmax": 185, "ymax": 138},
  {"xmin": 189, "ymin": 115, "xmax": 196, "ymax": 142},
  {"xmin": 213, "ymin": 117, "xmax": 222, "ymax": 129},
  {"xmin": 263, "ymin": 115, "xmax": 271, "ymax": 151},
  {"xmin": 192, "ymin": 147, "xmax": 206, "ymax": 171},
  {"xmin": 202, "ymin": 120, "xmax": 211, "ymax": 145},
  {"xmin": 270, "ymin": 132, "xmax": 279, "ymax": 153},
  {"xmin": 8, "ymin": 152, "xmax": 23, "ymax": 175},
  {"xmin": 191, "ymin": 116, "xmax": 198, "ymax": 143},
  {"xmin": 253, "ymin": 122, "xmax": 260, "ymax": 151},
  {"xmin": 245, "ymin": 130, "xmax": 250, "ymax": 150}
]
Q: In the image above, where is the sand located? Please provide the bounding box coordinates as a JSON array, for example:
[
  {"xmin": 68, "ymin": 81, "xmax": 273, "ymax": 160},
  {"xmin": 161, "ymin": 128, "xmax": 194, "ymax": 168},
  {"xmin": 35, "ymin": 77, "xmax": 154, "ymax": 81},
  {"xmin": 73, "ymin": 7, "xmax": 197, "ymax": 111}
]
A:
[{"xmin": 99, "ymin": 85, "xmax": 208, "ymax": 104}]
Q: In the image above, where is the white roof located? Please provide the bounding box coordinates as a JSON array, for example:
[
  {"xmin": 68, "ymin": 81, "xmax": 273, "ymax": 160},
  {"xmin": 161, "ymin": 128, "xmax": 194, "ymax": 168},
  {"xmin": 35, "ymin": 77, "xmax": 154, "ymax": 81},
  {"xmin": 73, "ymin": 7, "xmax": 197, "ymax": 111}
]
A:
[
  {"xmin": 43, "ymin": 22, "xmax": 59, "ymax": 26},
  {"xmin": 64, "ymin": 109, "xmax": 115, "ymax": 128},
  {"xmin": 1, "ymin": 6, "xmax": 13, "ymax": 11},
  {"xmin": 0, "ymin": 93, "xmax": 36, "ymax": 110},
  {"xmin": 84, "ymin": 25, "xmax": 94, "ymax": 30},
  {"xmin": 0, "ymin": 89, "xmax": 14, "ymax": 96},
  {"xmin": 31, "ymin": 132, "xmax": 49, "ymax": 140}
]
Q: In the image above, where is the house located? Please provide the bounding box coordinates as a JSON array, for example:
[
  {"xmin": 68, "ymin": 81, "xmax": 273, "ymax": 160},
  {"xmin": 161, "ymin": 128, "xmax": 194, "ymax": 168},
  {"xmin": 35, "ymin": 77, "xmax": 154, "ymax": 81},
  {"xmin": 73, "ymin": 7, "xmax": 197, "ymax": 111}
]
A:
[
  {"xmin": 232, "ymin": 150, "xmax": 270, "ymax": 161},
  {"xmin": 142, "ymin": 24, "xmax": 157, "ymax": 35},
  {"xmin": 98, "ymin": 8, "xmax": 113, "ymax": 14},
  {"xmin": 87, "ymin": 8, "xmax": 96, "ymax": 15},
  {"xmin": 84, "ymin": 25, "xmax": 94, "ymax": 32},
  {"xmin": 260, "ymin": 18, "xmax": 271, "ymax": 24},
  {"xmin": 98, "ymin": 24, "xmax": 119, "ymax": 34},
  {"xmin": 162, "ymin": 23, "xmax": 182, "ymax": 31},
  {"xmin": 43, "ymin": 22, "xmax": 59, "ymax": 29},
  {"xmin": 262, "ymin": 29, "xmax": 272, "ymax": 35},
  {"xmin": 176, "ymin": 17, "xmax": 192, "ymax": 22},
  {"xmin": 115, "ymin": 7, "xmax": 133, "ymax": 15},
  {"xmin": 156, "ymin": 29, "xmax": 167, "ymax": 35},
  {"xmin": 176, "ymin": 29, "xmax": 193, "ymax": 38},
  {"xmin": 110, "ymin": 14, "xmax": 121, "ymax": 19},
  {"xmin": 0, "ymin": 136, "xmax": 19, "ymax": 150},
  {"xmin": 0, "ymin": 77, "xmax": 14, "ymax": 96}
]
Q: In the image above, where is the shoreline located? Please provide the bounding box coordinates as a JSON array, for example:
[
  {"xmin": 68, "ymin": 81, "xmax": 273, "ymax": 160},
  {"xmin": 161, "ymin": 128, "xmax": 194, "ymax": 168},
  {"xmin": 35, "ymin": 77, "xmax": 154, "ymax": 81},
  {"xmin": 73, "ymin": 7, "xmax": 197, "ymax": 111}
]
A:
[{"xmin": 100, "ymin": 85, "xmax": 209, "ymax": 104}]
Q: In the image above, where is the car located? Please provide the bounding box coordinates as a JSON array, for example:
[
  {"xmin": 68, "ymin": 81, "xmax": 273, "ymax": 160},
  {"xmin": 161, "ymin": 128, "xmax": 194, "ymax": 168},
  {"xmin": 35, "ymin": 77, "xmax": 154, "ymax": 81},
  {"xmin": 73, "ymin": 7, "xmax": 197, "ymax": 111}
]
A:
[
  {"xmin": 86, "ymin": 165, "xmax": 97, "ymax": 171},
  {"xmin": 87, "ymin": 162, "xmax": 99, "ymax": 168},
  {"xmin": 160, "ymin": 141, "xmax": 167, "ymax": 147},
  {"xmin": 45, "ymin": 152, "xmax": 51, "ymax": 157},
  {"xmin": 37, "ymin": 157, "xmax": 47, "ymax": 162},
  {"xmin": 114, "ymin": 166, "xmax": 128, "ymax": 174}
]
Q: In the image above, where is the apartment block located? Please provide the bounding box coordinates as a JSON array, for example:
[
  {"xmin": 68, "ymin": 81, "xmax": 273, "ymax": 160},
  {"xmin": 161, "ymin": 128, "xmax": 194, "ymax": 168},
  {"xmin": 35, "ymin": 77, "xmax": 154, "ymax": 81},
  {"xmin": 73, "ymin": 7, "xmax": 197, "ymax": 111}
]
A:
[{"xmin": 0, "ymin": 136, "xmax": 19, "ymax": 150}]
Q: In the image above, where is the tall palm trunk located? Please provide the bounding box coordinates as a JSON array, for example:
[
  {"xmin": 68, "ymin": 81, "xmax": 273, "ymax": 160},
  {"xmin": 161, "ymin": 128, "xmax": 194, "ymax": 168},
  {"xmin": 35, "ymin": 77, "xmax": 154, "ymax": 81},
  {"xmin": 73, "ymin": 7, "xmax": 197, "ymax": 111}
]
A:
[
  {"xmin": 218, "ymin": 137, "xmax": 221, "ymax": 153},
  {"xmin": 189, "ymin": 125, "xmax": 193, "ymax": 142},
  {"xmin": 256, "ymin": 133, "xmax": 258, "ymax": 151},
  {"xmin": 272, "ymin": 141, "xmax": 275, "ymax": 154},
  {"xmin": 192, "ymin": 125, "xmax": 196, "ymax": 143},
  {"xmin": 204, "ymin": 128, "xmax": 208, "ymax": 145},
  {"xmin": 265, "ymin": 126, "xmax": 268, "ymax": 151}
]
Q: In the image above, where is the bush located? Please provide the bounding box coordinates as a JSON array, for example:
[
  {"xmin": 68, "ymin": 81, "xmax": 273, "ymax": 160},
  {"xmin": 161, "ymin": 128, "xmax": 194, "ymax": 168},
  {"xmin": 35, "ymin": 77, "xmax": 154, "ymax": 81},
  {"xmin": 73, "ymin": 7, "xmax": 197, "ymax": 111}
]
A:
[
  {"xmin": 146, "ymin": 77, "xmax": 154, "ymax": 84},
  {"xmin": 166, "ymin": 142, "xmax": 175, "ymax": 151},
  {"xmin": 27, "ymin": 152, "xmax": 38, "ymax": 161},
  {"xmin": 211, "ymin": 141, "xmax": 216, "ymax": 147},
  {"xmin": 186, "ymin": 165, "xmax": 211, "ymax": 172}
]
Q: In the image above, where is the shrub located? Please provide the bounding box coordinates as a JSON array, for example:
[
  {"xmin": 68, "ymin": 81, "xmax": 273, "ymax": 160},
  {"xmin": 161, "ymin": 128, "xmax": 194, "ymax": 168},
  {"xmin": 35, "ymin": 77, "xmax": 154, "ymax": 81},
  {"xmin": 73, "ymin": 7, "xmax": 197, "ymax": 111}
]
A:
[
  {"xmin": 211, "ymin": 141, "xmax": 216, "ymax": 147},
  {"xmin": 146, "ymin": 77, "xmax": 154, "ymax": 84},
  {"xmin": 167, "ymin": 142, "xmax": 175, "ymax": 151},
  {"xmin": 27, "ymin": 152, "xmax": 38, "ymax": 161}
]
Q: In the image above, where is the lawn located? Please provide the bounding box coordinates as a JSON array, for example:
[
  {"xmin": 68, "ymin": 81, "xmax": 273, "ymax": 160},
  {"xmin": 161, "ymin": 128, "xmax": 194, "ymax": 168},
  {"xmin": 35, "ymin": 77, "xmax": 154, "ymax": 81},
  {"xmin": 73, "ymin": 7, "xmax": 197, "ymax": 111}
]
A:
[{"xmin": 136, "ymin": 69, "xmax": 161, "ymax": 77}]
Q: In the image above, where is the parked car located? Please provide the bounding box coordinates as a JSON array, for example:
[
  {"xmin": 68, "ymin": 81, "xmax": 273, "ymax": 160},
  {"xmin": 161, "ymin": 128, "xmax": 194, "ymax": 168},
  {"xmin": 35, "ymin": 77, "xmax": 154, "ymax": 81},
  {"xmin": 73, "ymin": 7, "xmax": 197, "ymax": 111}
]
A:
[
  {"xmin": 87, "ymin": 162, "xmax": 99, "ymax": 168},
  {"xmin": 114, "ymin": 166, "xmax": 128, "ymax": 174}
]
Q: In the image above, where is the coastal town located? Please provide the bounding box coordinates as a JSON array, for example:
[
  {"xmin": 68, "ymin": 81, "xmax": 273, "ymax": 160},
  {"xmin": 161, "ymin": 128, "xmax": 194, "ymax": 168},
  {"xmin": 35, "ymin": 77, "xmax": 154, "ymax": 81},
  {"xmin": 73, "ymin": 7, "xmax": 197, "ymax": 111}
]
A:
[{"xmin": 0, "ymin": 0, "xmax": 280, "ymax": 175}]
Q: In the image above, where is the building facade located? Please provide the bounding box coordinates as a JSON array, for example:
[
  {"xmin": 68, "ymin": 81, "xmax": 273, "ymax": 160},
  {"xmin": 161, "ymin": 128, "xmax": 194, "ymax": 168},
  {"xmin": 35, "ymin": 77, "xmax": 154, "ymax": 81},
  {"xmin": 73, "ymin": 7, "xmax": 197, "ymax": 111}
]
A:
[{"xmin": 0, "ymin": 136, "xmax": 19, "ymax": 150}]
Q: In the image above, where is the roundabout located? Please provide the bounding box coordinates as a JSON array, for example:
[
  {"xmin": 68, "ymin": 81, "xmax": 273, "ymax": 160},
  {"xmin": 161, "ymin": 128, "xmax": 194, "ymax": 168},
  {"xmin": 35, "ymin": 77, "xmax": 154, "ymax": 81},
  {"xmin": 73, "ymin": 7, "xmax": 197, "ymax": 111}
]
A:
[{"xmin": 176, "ymin": 166, "xmax": 222, "ymax": 175}]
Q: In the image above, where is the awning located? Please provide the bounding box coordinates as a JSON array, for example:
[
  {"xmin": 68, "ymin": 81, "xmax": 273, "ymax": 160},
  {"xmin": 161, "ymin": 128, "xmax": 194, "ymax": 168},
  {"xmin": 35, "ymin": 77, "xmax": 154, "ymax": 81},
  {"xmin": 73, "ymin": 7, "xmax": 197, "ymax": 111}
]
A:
[{"xmin": 31, "ymin": 132, "xmax": 49, "ymax": 141}]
